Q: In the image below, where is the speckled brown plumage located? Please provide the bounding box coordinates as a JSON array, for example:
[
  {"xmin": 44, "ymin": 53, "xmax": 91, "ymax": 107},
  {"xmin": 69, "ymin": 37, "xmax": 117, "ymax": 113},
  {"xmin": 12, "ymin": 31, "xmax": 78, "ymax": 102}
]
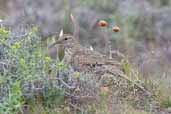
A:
[
  {"xmin": 49, "ymin": 34, "xmax": 122, "ymax": 72},
  {"xmin": 48, "ymin": 34, "xmax": 150, "ymax": 94}
]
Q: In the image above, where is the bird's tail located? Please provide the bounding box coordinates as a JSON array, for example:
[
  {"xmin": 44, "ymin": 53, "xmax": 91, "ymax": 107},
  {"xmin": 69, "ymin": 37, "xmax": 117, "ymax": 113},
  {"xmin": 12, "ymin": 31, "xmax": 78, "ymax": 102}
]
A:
[{"xmin": 103, "ymin": 65, "xmax": 151, "ymax": 96}]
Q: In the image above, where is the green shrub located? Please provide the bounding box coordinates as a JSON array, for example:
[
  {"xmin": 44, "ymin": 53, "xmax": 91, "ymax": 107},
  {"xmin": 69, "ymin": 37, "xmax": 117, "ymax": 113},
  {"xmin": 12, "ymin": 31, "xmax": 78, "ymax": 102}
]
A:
[{"xmin": 0, "ymin": 26, "xmax": 66, "ymax": 114}]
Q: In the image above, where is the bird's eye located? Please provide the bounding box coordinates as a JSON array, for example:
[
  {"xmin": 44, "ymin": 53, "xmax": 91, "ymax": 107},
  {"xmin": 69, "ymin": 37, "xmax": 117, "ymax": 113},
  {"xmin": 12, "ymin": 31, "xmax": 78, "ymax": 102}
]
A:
[{"xmin": 64, "ymin": 38, "xmax": 68, "ymax": 40}]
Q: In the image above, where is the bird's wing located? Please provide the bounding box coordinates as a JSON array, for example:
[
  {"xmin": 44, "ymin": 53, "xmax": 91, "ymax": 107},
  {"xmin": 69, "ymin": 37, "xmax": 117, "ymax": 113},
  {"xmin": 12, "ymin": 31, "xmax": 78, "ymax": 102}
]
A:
[{"xmin": 72, "ymin": 47, "xmax": 121, "ymax": 66}]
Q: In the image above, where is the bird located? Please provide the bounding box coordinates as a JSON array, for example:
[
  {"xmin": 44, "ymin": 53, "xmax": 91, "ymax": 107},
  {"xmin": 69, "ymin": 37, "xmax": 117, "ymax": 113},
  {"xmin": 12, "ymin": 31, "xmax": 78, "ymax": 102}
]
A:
[
  {"xmin": 48, "ymin": 32, "xmax": 150, "ymax": 95},
  {"xmin": 48, "ymin": 33, "xmax": 122, "ymax": 71}
]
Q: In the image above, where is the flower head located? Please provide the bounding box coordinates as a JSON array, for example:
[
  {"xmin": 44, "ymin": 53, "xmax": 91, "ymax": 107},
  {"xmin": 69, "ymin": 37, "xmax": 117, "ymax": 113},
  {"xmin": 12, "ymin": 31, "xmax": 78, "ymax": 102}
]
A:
[
  {"xmin": 112, "ymin": 26, "xmax": 120, "ymax": 32},
  {"xmin": 97, "ymin": 20, "xmax": 108, "ymax": 27}
]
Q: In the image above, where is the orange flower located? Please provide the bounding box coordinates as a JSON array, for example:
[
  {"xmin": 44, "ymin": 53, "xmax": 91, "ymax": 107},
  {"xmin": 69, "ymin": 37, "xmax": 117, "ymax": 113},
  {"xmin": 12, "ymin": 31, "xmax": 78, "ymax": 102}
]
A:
[
  {"xmin": 97, "ymin": 20, "xmax": 108, "ymax": 27},
  {"xmin": 112, "ymin": 26, "xmax": 120, "ymax": 32}
]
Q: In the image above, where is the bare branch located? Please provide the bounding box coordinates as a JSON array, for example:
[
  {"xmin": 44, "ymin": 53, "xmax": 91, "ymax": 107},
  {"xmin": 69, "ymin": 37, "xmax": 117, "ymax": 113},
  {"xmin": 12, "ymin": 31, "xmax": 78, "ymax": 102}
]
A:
[{"xmin": 70, "ymin": 13, "xmax": 80, "ymax": 40}]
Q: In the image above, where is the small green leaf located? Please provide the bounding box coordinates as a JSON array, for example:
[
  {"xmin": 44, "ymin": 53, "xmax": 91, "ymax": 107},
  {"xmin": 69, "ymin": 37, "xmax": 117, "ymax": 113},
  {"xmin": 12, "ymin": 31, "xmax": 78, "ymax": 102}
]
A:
[
  {"xmin": 11, "ymin": 81, "xmax": 22, "ymax": 95},
  {"xmin": 122, "ymin": 62, "xmax": 131, "ymax": 75},
  {"xmin": 0, "ymin": 27, "xmax": 9, "ymax": 40},
  {"xmin": 58, "ymin": 45, "xmax": 65, "ymax": 61},
  {"xmin": 11, "ymin": 42, "xmax": 20, "ymax": 49}
]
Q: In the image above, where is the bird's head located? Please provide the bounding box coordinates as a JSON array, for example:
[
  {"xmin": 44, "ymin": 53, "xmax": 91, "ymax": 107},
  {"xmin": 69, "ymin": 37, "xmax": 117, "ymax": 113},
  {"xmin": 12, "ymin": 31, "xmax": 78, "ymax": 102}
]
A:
[{"xmin": 53, "ymin": 29, "xmax": 79, "ymax": 49}]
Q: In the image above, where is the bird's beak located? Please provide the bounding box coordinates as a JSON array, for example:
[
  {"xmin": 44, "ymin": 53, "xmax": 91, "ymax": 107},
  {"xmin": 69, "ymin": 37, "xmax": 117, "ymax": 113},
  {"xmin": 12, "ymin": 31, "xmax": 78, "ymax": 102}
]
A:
[
  {"xmin": 48, "ymin": 40, "xmax": 63, "ymax": 48},
  {"xmin": 55, "ymin": 40, "xmax": 63, "ymax": 44},
  {"xmin": 48, "ymin": 29, "xmax": 64, "ymax": 48}
]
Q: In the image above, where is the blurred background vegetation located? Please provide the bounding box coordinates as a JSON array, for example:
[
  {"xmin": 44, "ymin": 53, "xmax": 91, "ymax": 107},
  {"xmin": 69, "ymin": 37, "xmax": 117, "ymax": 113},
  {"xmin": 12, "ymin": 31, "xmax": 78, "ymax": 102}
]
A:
[{"xmin": 0, "ymin": 0, "xmax": 171, "ymax": 114}]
